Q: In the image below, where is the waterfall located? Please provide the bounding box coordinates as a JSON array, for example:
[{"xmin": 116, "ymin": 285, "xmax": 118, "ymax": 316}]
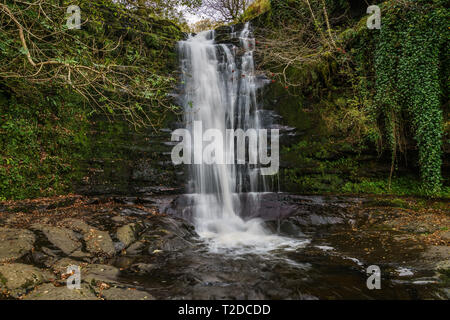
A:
[{"xmin": 177, "ymin": 23, "xmax": 298, "ymax": 253}]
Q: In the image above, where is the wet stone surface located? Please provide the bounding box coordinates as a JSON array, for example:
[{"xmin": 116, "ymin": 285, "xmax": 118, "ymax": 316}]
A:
[{"xmin": 0, "ymin": 194, "xmax": 448, "ymax": 300}]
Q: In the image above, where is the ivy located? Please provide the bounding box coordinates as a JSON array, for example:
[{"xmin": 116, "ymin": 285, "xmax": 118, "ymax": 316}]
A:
[{"xmin": 373, "ymin": 0, "xmax": 447, "ymax": 196}]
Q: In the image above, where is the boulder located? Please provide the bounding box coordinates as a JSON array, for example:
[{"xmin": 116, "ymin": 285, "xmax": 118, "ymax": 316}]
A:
[
  {"xmin": 0, "ymin": 263, "xmax": 53, "ymax": 296},
  {"xmin": 116, "ymin": 223, "xmax": 138, "ymax": 247},
  {"xmin": 83, "ymin": 264, "xmax": 120, "ymax": 284},
  {"xmin": 85, "ymin": 229, "xmax": 116, "ymax": 257},
  {"xmin": 0, "ymin": 228, "xmax": 35, "ymax": 263},
  {"xmin": 32, "ymin": 224, "xmax": 81, "ymax": 255}
]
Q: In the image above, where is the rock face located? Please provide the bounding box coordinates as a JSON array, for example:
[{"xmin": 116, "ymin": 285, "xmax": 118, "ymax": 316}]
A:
[
  {"xmin": 0, "ymin": 228, "xmax": 35, "ymax": 263},
  {"xmin": 0, "ymin": 263, "xmax": 53, "ymax": 296},
  {"xmin": 32, "ymin": 224, "xmax": 81, "ymax": 255}
]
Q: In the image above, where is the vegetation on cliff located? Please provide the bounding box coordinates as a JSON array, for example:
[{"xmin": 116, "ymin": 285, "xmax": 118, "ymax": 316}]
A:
[
  {"xmin": 0, "ymin": 0, "xmax": 448, "ymax": 200},
  {"xmin": 0, "ymin": 0, "xmax": 183, "ymax": 199},
  {"xmin": 249, "ymin": 0, "xmax": 448, "ymax": 197}
]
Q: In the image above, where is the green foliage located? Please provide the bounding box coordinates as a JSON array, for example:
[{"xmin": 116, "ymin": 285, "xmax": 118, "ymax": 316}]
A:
[
  {"xmin": 372, "ymin": 0, "xmax": 447, "ymax": 195},
  {"xmin": 0, "ymin": 0, "xmax": 184, "ymax": 200},
  {"xmin": 0, "ymin": 89, "xmax": 88, "ymax": 199},
  {"xmin": 264, "ymin": 0, "xmax": 448, "ymax": 198},
  {"xmin": 241, "ymin": 0, "xmax": 271, "ymax": 22}
]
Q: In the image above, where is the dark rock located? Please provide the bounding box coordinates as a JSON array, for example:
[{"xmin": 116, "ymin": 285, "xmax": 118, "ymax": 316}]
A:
[
  {"xmin": 101, "ymin": 286, "xmax": 154, "ymax": 300},
  {"xmin": 24, "ymin": 283, "xmax": 98, "ymax": 300},
  {"xmin": 0, "ymin": 263, "xmax": 53, "ymax": 297},
  {"xmin": 116, "ymin": 223, "xmax": 139, "ymax": 247},
  {"xmin": 0, "ymin": 228, "xmax": 35, "ymax": 263},
  {"xmin": 31, "ymin": 224, "xmax": 81, "ymax": 256}
]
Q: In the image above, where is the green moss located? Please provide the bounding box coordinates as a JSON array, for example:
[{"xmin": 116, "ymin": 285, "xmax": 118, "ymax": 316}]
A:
[
  {"xmin": 260, "ymin": 0, "xmax": 448, "ymax": 198},
  {"xmin": 0, "ymin": 0, "xmax": 183, "ymax": 200}
]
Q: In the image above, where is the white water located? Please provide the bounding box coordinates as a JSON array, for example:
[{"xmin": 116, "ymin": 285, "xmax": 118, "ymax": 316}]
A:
[{"xmin": 178, "ymin": 24, "xmax": 306, "ymax": 254}]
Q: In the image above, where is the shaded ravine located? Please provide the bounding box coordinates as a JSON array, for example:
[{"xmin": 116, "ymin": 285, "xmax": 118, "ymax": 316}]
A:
[{"xmin": 0, "ymin": 24, "xmax": 448, "ymax": 300}]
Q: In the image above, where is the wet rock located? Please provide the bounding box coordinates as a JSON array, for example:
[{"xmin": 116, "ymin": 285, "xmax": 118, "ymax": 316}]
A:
[
  {"xmin": 0, "ymin": 263, "xmax": 53, "ymax": 296},
  {"xmin": 125, "ymin": 241, "xmax": 146, "ymax": 255},
  {"xmin": 141, "ymin": 216, "xmax": 197, "ymax": 253},
  {"xmin": 159, "ymin": 236, "xmax": 192, "ymax": 252},
  {"xmin": 0, "ymin": 228, "xmax": 35, "ymax": 263},
  {"xmin": 297, "ymin": 213, "xmax": 345, "ymax": 226},
  {"xmin": 23, "ymin": 283, "xmax": 98, "ymax": 300},
  {"xmin": 266, "ymin": 218, "xmax": 306, "ymax": 237},
  {"xmin": 121, "ymin": 208, "xmax": 149, "ymax": 216},
  {"xmin": 116, "ymin": 223, "xmax": 138, "ymax": 247},
  {"xmin": 112, "ymin": 197, "xmax": 138, "ymax": 205},
  {"xmin": 83, "ymin": 264, "xmax": 120, "ymax": 284},
  {"xmin": 114, "ymin": 241, "xmax": 126, "ymax": 252},
  {"xmin": 101, "ymin": 286, "xmax": 154, "ymax": 300},
  {"xmin": 31, "ymin": 224, "xmax": 81, "ymax": 256},
  {"xmin": 136, "ymin": 186, "xmax": 183, "ymax": 195},
  {"xmin": 130, "ymin": 263, "xmax": 156, "ymax": 275},
  {"xmin": 132, "ymin": 165, "xmax": 164, "ymax": 182}
]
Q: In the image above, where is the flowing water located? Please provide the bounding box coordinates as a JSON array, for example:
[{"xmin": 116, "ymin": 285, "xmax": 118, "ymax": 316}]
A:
[
  {"xmin": 177, "ymin": 23, "xmax": 305, "ymax": 254},
  {"xmin": 163, "ymin": 25, "xmax": 448, "ymax": 299}
]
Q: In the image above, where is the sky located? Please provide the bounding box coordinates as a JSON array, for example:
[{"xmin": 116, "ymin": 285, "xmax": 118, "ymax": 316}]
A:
[
  {"xmin": 184, "ymin": 11, "xmax": 202, "ymax": 24},
  {"xmin": 179, "ymin": 5, "xmax": 203, "ymax": 24}
]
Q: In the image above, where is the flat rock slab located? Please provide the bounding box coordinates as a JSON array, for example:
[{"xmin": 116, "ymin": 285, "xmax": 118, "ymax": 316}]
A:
[
  {"xmin": 24, "ymin": 283, "xmax": 98, "ymax": 300},
  {"xmin": 101, "ymin": 287, "xmax": 154, "ymax": 300},
  {"xmin": 422, "ymin": 245, "xmax": 450, "ymax": 261},
  {"xmin": 0, "ymin": 228, "xmax": 35, "ymax": 263},
  {"xmin": 60, "ymin": 218, "xmax": 91, "ymax": 233},
  {"xmin": 0, "ymin": 263, "xmax": 54, "ymax": 296},
  {"xmin": 52, "ymin": 258, "xmax": 85, "ymax": 275},
  {"xmin": 32, "ymin": 224, "xmax": 81, "ymax": 255},
  {"xmin": 85, "ymin": 229, "xmax": 116, "ymax": 257},
  {"xmin": 83, "ymin": 264, "xmax": 120, "ymax": 284},
  {"xmin": 61, "ymin": 219, "xmax": 115, "ymax": 257}
]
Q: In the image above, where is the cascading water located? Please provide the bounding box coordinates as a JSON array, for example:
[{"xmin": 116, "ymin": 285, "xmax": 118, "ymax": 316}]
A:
[{"xmin": 177, "ymin": 23, "xmax": 305, "ymax": 254}]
